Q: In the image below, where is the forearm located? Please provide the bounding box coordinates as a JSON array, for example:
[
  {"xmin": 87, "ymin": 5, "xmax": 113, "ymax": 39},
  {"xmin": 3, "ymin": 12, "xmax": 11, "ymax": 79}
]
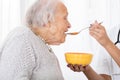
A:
[
  {"xmin": 67, "ymin": 64, "xmax": 111, "ymax": 80},
  {"xmin": 83, "ymin": 66, "xmax": 107, "ymax": 80},
  {"xmin": 103, "ymin": 40, "xmax": 120, "ymax": 67}
]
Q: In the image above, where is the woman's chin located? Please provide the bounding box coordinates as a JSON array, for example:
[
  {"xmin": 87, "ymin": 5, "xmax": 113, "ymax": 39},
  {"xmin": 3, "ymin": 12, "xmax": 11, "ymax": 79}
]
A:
[{"xmin": 55, "ymin": 40, "xmax": 65, "ymax": 45}]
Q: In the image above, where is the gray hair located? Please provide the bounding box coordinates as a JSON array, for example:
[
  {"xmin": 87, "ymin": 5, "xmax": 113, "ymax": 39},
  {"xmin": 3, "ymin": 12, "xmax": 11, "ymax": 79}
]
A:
[{"xmin": 26, "ymin": 0, "xmax": 61, "ymax": 27}]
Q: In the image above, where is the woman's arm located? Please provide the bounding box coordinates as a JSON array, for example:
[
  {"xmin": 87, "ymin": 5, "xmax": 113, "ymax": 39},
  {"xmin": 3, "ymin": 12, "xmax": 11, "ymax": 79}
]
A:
[
  {"xmin": 102, "ymin": 40, "xmax": 120, "ymax": 67},
  {"xmin": 89, "ymin": 21, "xmax": 120, "ymax": 67},
  {"xmin": 67, "ymin": 64, "xmax": 111, "ymax": 80},
  {"xmin": 0, "ymin": 36, "xmax": 36, "ymax": 80},
  {"xmin": 83, "ymin": 66, "xmax": 111, "ymax": 80}
]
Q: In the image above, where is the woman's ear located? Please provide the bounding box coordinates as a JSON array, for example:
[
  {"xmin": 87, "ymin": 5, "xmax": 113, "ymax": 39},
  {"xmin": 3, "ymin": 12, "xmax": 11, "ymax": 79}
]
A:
[
  {"xmin": 44, "ymin": 21, "xmax": 51, "ymax": 28},
  {"xmin": 31, "ymin": 26, "xmax": 39, "ymax": 30}
]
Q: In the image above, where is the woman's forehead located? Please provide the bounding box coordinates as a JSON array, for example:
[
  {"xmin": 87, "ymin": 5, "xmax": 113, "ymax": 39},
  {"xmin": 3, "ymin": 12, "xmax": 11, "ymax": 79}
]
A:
[{"xmin": 55, "ymin": 2, "xmax": 68, "ymax": 15}]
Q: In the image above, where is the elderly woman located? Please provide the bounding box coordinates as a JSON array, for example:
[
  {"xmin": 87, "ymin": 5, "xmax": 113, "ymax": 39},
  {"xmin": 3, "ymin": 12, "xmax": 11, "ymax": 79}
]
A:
[{"xmin": 0, "ymin": 0, "xmax": 71, "ymax": 80}]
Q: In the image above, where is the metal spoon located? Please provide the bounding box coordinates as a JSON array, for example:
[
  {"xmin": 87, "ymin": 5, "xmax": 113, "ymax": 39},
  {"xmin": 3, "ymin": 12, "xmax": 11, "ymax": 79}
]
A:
[
  {"xmin": 66, "ymin": 22, "xmax": 103, "ymax": 35},
  {"xmin": 66, "ymin": 27, "xmax": 90, "ymax": 35}
]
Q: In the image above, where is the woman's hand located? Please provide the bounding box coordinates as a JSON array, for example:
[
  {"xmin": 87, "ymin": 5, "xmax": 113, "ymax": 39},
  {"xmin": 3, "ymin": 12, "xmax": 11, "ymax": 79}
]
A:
[
  {"xmin": 89, "ymin": 21, "xmax": 111, "ymax": 47},
  {"xmin": 67, "ymin": 64, "xmax": 88, "ymax": 72}
]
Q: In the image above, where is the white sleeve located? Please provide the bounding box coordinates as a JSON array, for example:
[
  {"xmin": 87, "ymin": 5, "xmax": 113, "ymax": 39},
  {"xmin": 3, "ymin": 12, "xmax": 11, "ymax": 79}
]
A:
[
  {"xmin": 95, "ymin": 47, "xmax": 112, "ymax": 76},
  {"xmin": 0, "ymin": 35, "xmax": 36, "ymax": 80}
]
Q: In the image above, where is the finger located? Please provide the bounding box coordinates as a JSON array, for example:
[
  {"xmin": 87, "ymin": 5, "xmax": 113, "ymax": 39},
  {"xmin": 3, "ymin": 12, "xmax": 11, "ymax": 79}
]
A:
[
  {"xmin": 89, "ymin": 31, "xmax": 101, "ymax": 40},
  {"xmin": 73, "ymin": 64, "xmax": 81, "ymax": 72},
  {"xmin": 79, "ymin": 65, "xmax": 88, "ymax": 71},
  {"xmin": 89, "ymin": 26, "xmax": 103, "ymax": 35},
  {"xmin": 95, "ymin": 20, "xmax": 98, "ymax": 24},
  {"xmin": 89, "ymin": 24, "xmax": 99, "ymax": 30},
  {"xmin": 67, "ymin": 64, "xmax": 71, "ymax": 67},
  {"xmin": 99, "ymin": 22, "xmax": 103, "ymax": 25},
  {"xmin": 68, "ymin": 64, "xmax": 75, "ymax": 71},
  {"xmin": 90, "ymin": 31, "xmax": 100, "ymax": 37},
  {"xmin": 94, "ymin": 20, "xmax": 103, "ymax": 25},
  {"xmin": 79, "ymin": 66, "xmax": 85, "ymax": 71},
  {"xmin": 90, "ymin": 22, "xmax": 103, "ymax": 29},
  {"xmin": 89, "ymin": 29, "xmax": 100, "ymax": 35},
  {"xmin": 83, "ymin": 65, "xmax": 88, "ymax": 69},
  {"xmin": 94, "ymin": 28, "xmax": 102, "ymax": 34},
  {"xmin": 84, "ymin": 65, "xmax": 89, "ymax": 70}
]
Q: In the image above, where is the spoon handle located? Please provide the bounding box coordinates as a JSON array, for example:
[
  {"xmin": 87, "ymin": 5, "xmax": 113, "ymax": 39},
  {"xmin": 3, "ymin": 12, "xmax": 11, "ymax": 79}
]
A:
[{"xmin": 78, "ymin": 27, "xmax": 90, "ymax": 33}]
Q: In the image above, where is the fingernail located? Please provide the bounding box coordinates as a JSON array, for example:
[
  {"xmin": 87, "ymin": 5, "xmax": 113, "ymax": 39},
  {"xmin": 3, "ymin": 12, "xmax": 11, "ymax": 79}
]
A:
[
  {"xmin": 95, "ymin": 20, "xmax": 98, "ymax": 23},
  {"xmin": 90, "ymin": 24, "xmax": 92, "ymax": 26},
  {"xmin": 67, "ymin": 64, "xmax": 70, "ymax": 67},
  {"xmin": 99, "ymin": 22, "xmax": 103, "ymax": 24}
]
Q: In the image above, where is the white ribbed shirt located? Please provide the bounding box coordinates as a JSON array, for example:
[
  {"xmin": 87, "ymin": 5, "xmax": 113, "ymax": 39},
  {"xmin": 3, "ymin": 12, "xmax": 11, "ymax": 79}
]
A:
[{"xmin": 0, "ymin": 26, "xmax": 64, "ymax": 80}]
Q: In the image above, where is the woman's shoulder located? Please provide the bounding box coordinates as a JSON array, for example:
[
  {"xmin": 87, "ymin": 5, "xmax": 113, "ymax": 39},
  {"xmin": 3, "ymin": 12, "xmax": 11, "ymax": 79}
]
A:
[
  {"xmin": 9, "ymin": 26, "xmax": 31, "ymax": 36},
  {"xmin": 6, "ymin": 26, "xmax": 34, "ymax": 40},
  {"xmin": 1, "ymin": 26, "xmax": 35, "ymax": 46}
]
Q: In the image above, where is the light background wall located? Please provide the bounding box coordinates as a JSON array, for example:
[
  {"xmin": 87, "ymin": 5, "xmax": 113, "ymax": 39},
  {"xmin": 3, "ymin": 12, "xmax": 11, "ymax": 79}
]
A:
[{"xmin": 0, "ymin": 0, "xmax": 120, "ymax": 80}]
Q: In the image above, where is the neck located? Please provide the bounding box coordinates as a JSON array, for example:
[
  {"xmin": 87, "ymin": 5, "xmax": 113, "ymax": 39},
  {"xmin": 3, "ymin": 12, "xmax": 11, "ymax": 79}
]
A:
[{"xmin": 31, "ymin": 26, "xmax": 49, "ymax": 42}]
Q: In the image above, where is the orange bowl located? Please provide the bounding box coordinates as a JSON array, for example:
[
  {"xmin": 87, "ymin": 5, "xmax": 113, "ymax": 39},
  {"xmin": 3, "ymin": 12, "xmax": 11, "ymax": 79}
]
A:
[{"xmin": 65, "ymin": 52, "xmax": 93, "ymax": 66}]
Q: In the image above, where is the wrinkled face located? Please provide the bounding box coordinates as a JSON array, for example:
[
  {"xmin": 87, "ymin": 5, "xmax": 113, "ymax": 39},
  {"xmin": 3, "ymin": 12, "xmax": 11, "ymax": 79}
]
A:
[{"xmin": 48, "ymin": 3, "xmax": 71, "ymax": 45}]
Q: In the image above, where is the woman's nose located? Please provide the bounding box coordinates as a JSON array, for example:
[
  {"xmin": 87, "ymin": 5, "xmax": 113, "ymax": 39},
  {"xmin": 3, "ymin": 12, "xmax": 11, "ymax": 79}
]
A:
[{"xmin": 68, "ymin": 22, "xmax": 71, "ymax": 28}]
